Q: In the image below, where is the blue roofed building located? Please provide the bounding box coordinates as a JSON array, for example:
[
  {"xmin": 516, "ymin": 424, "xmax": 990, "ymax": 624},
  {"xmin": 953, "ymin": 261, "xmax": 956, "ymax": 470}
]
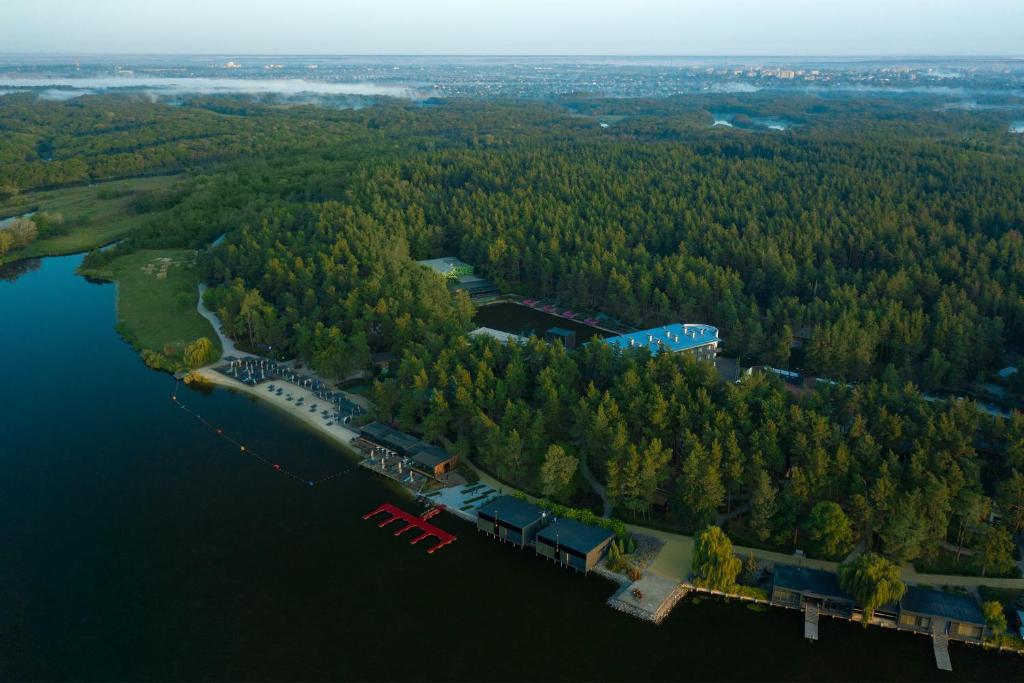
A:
[
  {"xmin": 603, "ymin": 324, "xmax": 720, "ymax": 361},
  {"xmin": 899, "ymin": 586, "xmax": 988, "ymax": 643}
]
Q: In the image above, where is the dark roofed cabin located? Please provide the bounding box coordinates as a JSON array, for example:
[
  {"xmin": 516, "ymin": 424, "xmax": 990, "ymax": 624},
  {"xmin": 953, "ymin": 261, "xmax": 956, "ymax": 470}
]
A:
[
  {"xmin": 359, "ymin": 422, "xmax": 419, "ymax": 455},
  {"xmin": 409, "ymin": 443, "xmax": 458, "ymax": 480},
  {"xmin": 359, "ymin": 423, "xmax": 457, "ymax": 480},
  {"xmin": 770, "ymin": 565, "xmax": 855, "ymax": 618},
  {"xmin": 477, "ymin": 495, "xmax": 548, "ymax": 547},
  {"xmin": 899, "ymin": 586, "xmax": 988, "ymax": 643},
  {"xmin": 535, "ymin": 518, "xmax": 614, "ymax": 573}
]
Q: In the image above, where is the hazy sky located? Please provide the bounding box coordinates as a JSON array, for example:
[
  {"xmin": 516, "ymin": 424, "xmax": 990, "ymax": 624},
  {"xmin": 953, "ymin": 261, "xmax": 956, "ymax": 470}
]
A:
[{"xmin": 1, "ymin": 0, "xmax": 1022, "ymax": 56}]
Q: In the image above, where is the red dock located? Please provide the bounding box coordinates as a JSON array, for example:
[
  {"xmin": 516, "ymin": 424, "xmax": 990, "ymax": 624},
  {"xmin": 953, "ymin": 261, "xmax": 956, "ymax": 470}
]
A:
[{"xmin": 362, "ymin": 503, "xmax": 457, "ymax": 554}]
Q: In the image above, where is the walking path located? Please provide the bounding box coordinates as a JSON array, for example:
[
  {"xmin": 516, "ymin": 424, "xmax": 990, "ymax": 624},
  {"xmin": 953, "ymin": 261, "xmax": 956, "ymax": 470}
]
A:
[
  {"xmin": 579, "ymin": 452, "xmax": 612, "ymax": 518},
  {"xmin": 197, "ymin": 283, "xmax": 250, "ymax": 360}
]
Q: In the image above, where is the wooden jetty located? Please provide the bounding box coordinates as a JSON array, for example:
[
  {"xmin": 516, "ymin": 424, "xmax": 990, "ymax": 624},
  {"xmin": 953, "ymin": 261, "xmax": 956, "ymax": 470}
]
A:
[
  {"xmin": 362, "ymin": 503, "xmax": 456, "ymax": 554},
  {"xmin": 932, "ymin": 629, "xmax": 953, "ymax": 672},
  {"xmin": 803, "ymin": 603, "xmax": 819, "ymax": 641}
]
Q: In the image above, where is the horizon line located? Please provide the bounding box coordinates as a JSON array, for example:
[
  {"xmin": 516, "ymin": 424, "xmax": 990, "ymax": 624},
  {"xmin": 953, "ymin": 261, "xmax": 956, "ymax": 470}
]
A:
[{"xmin": 1, "ymin": 52, "xmax": 1022, "ymax": 60}]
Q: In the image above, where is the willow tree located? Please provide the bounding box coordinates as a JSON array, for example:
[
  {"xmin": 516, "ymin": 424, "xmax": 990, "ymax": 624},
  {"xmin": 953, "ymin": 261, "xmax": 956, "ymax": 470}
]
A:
[
  {"xmin": 183, "ymin": 337, "xmax": 217, "ymax": 369},
  {"xmin": 837, "ymin": 552, "xmax": 905, "ymax": 624},
  {"xmin": 692, "ymin": 525, "xmax": 741, "ymax": 592}
]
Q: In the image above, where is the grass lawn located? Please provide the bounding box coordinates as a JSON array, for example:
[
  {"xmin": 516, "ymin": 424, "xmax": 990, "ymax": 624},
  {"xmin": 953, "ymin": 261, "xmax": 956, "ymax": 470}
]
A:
[
  {"xmin": 0, "ymin": 175, "xmax": 181, "ymax": 263},
  {"xmin": 80, "ymin": 248, "xmax": 220, "ymax": 366}
]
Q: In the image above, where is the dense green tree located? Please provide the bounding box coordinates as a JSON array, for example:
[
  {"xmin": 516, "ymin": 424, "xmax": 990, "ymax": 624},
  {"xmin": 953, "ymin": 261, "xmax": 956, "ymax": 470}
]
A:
[
  {"xmin": 804, "ymin": 501, "xmax": 855, "ymax": 561},
  {"xmin": 539, "ymin": 444, "xmax": 578, "ymax": 502},
  {"xmin": 982, "ymin": 601, "xmax": 1008, "ymax": 640},
  {"xmin": 997, "ymin": 471, "xmax": 1024, "ymax": 534},
  {"xmin": 977, "ymin": 526, "xmax": 1017, "ymax": 577}
]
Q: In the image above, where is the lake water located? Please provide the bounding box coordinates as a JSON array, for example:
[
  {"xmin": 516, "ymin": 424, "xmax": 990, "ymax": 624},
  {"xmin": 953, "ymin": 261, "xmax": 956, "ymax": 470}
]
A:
[
  {"xmin": 2, "ymin": 254, "xmax": 1022, "ymax": 680},
  {"xmin": 0, "ymin": 211, "xmax": 35, "ymax": 230}
]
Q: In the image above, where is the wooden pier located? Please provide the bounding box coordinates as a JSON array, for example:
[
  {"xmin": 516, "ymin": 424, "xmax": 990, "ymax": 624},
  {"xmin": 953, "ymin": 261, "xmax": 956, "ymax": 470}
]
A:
[
  {"xmin": 932, "ymin": 629, "xmax": 953, "ymax": 672},
  {"xmin": 362, "ymin": 503, "xmax": 457, "ymax": 554},
  {"xmin": 803, "ymin": 603, "xmax": 819, "ymax": 641}
]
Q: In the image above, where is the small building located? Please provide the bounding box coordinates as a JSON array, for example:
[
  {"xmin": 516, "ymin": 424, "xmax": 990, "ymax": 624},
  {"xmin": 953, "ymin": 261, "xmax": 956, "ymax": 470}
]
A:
[
  {"xmin": 450, "ymin": 275, "xmax": 500, "ymax": 301},
  {"xmin": 899, "ymin": 586, "xmax": 988, "ymax": 643},
  {"xmin": 359, "ymin": 422, "xmax": 457, "ymax": 480},
  {"xmin": 770, "ymin": 565, "xmax": 855, "ymax": 618},
  {"xmin": 417, "ymin": 256, "xmax": 474, "ymax": 280},
  {"xmin": 418, "ymin": 257, "xmax": 499, "ymax": 301},
  {"xmin": 535, "ymin": 518, "xmax": 614, "ymax": 573},
  {"xmin": 603, "ymin": 324, "xmax": 720, "ymax": 360},
  {"xmin": 544, "ymin": 327, "xmax": 577, "ymax": 349},
  {"xmin": 476, "ymin": 495, "xmax": 548, "ymax": 547},
  {"xmin": 409, "ymin": 443, "xmax": 458, "ymax": 479},
  {"xmin": 469, "ymin": 327, "xmax": 528, "ymax": 345}
]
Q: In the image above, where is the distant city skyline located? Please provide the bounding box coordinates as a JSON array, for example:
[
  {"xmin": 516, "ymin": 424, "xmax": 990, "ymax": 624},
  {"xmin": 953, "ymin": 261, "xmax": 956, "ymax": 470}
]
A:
[{"xmin": 1, "ymin": 0, "xmax": 1023, "ymax": 57}]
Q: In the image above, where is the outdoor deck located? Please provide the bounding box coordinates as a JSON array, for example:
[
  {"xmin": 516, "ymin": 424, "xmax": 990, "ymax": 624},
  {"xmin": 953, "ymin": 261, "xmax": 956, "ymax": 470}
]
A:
[
  {"xmin": 804, "ymin": 603, "xmax": 819, "ymax": 641},
  {"xmin": 933, "ymin": 631, "xmax": 953, "ymax": 671}
]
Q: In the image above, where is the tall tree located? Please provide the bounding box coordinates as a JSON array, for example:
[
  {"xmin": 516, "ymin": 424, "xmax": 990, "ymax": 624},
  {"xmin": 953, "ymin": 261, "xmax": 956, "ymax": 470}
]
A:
[
  {"xmin": 539, "ymin": 444, "xmax": 578, "ymax": 502},
  {"xmin": 804, "ymin": 501, "xmax": 855, "ymax": 561},
  {"xmin": 692, "ymin": 526, "xmax": 741, "ymax": 592},
  {"xmin": 977, "ymin": 526, "xmax": 1016, "ymax": 577},
  {"xmin": 838, "ymin": 552, "xmax": 906, "ymax": 624}
]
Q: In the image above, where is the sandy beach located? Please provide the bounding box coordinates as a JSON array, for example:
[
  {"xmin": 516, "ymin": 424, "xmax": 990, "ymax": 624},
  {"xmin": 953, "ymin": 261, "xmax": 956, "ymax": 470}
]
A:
[{"xmin": 196, "ymin": 367, "xmax": 362, "ymax": 449}]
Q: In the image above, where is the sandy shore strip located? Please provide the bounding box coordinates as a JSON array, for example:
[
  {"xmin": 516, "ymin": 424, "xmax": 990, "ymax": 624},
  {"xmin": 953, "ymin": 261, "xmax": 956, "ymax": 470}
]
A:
[{"xmin": 196, "ymin": 367, "xmax": 361, "ymax": 448}]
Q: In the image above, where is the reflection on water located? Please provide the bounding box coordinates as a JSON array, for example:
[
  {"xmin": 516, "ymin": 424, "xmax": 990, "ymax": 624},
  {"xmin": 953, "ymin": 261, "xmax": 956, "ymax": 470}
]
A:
[{"xmin": 0, "ymin": 257, "xmax": 42, "ymax": 282}]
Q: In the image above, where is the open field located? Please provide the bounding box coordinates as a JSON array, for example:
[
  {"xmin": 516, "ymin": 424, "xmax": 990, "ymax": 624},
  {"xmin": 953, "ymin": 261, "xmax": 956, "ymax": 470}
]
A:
[
  {"xmin": 80, "ymin": 248, "xmax": 219, "ymax": 364},
  {"xmin": 0, "ymin": 175, "xmax": 181, "ymax": 263}
]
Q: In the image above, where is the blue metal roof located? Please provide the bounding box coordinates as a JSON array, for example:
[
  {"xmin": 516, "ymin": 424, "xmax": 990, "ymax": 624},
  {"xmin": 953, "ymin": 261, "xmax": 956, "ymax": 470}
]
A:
[
  {"xmin": 603, "ymin": 324, "xmax": 720, "ymax": 356},
  {"xmin": 773, "ymin": 565, "xmax": 854, "ymax": 603},
  {"xmin": 900, "ymin": 586, "xmax": 986, "ymax": 625}
]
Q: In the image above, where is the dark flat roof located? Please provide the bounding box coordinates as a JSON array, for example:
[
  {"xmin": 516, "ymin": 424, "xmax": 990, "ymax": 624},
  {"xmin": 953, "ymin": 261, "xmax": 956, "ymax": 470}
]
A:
[
  {"xmin": 773, "ymin": 565, "xmax": 853, "ymax": 603},
  {"xmin": 900, "ymin": 586, "xmax": 985, "ymax": 625},
  {"xmin": 478, "ymin": 495, "xmax": 546, "ymax": 530},
  {"xmin": 537, "ymin": 518, "xmax": 614, "ymax": 554},
  {"xmin": 410, "ymin": 444, "xmax": 454, "ymax": 469},
  {"xmin": 360, "ymin": 422, "xmax": 421, "ymax": 454}
]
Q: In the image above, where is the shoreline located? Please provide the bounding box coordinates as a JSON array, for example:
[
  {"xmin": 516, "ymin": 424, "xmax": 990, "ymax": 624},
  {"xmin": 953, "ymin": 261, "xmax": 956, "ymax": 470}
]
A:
[{"xmin": 195, "ymin": 367, "xmax": 362, "ymax": 453}]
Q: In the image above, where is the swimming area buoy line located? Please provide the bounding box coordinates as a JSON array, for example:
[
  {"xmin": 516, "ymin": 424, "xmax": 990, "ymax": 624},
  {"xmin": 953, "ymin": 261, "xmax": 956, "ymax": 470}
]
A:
[{"xmin": 171, "ymin": 380, "xmax": 357, "ymax": 487}]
